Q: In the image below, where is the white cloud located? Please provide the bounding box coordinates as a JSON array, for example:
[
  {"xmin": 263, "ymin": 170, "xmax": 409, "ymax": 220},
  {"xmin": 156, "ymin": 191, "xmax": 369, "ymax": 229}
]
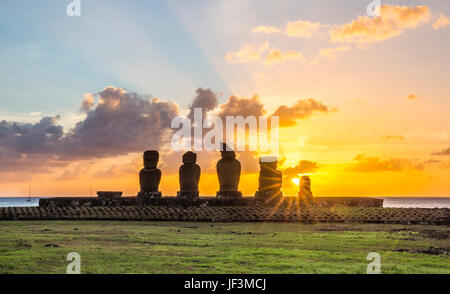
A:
[{"xmin": 433, "ymin": 14, "xmax": 450, "ymax": 30}]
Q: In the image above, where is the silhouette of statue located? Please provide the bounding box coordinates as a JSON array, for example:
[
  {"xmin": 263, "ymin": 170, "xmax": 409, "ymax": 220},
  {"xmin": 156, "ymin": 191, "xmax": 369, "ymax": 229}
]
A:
[
  {"xmin": 298, "ymin": 176, "xmax": 315, "ymax": 206},
  {"xmin": 216, "ymin": 143, "xmax": 242, "ymax": 198},
  {"xmin": 177, "ymin": 151, "xmax": 201, "ymax": 199},
  {"xmin": 138, "ymin": 150, "xmax": 162, "ymax": 199},
  {"xmin": 255, "ymin": 156, "xmax": 282, "ymax": 201}
]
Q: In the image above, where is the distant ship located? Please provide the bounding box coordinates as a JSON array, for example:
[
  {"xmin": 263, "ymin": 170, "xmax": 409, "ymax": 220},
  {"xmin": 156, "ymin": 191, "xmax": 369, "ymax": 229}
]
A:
[{"xmin": 26, "ymin": 184, "xmax": 33, "ymax": 202}]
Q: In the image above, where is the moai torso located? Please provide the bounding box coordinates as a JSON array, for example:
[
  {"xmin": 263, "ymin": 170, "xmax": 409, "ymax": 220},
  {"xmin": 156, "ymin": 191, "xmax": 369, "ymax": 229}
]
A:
[
  {"xmin": 258, "ymin": 161, "xmax": 282, "ymax": 193},
  {"xmin": 139, "ymin": 150, "xmax": 161, "ymax": 193},
  {"xmin": 217, "ymin": 151, "xmax": 241, "ymax": 192},
  {"xmin": 179, "ymin": 152, "xmax": 201, "ymax": 192}
]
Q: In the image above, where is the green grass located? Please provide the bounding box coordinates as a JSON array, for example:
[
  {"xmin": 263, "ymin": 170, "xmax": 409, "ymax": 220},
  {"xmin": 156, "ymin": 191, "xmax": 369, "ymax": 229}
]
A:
[{"xmin": 0, "ymin": 221, "xmax": 448, "ymax": 274}]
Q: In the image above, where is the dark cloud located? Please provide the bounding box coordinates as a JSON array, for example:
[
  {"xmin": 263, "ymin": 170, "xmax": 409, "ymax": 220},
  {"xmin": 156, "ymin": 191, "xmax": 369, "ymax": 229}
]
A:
[
  {"xmin": 0, "ymin": 117, "xmax": 65, "ymax": 173},
  {"xmin": 61, "ymin": 86, "xmax": 179, "ymax": 159},
  {"xmin": 272, "ymin": 98, "xmax": 332, "ymax": 127},
  {"xmin": 347, "ymin": 154, "xmax": 403, "ymax": 172},
  {"xmin": 346, "ymin": 154, "xmax": 424, "ymax": 173},
  {"xmin": 0, "ymin": 116, "xmax": 63, "ymax": 154},
  {"xmin": 283, "ymin": 160, "xmax": 319, "ymax": 178},
  {"xmin": 431, "ymin": 147, "xmax": 450, "ymax": 156},
  {"xmin": 0, "ymin": 86, "xmax": 179, "ymax": 171},
  {"xmin": 218, "ymin": 95, "xmax": 266, "ymax": 118},
  {"xmin": 188, "ymin": 91, "xmax": 335, "ymax": 131},
  {"xmin": 187, "ymin": 88, "xmax": 219, "ymax": 121}
]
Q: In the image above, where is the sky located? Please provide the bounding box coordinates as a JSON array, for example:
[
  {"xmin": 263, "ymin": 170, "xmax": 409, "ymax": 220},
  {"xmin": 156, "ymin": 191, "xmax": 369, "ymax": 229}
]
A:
[{"xmin": 0, "ymin": 0, "xmax": 449, "ymax": 197}]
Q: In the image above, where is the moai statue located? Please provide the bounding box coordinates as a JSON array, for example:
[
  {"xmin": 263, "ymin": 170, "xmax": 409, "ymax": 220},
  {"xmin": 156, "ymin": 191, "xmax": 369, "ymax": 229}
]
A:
[
  {"xmin": 298, "ymin": 176, "xmax": 315, "ymax": 206},
  {"xmin": 137, "ymin": 150, "xmax": 162, "ymax": 199},
  {"xmin": 216, "ymin": 143, "xmax": 242, "ymax": 198},
  {"xmin": 254, "ymin": 156, "xmax": 282, "ymax": 202},
  {"xmin": 177, "ymin": 151, "xmax": 201, "ymax": 199}
]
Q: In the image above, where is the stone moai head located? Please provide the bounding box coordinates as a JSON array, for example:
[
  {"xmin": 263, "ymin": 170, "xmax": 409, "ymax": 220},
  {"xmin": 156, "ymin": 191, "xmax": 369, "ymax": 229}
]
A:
[
  {"xmin": 220, "ymin": 142, "xmax": 236, "ymax": 159},
  {"xmin": 143, "ymin": 150, "xmax": 159, "ymax": 169},
  {"xmin": 182, "ymin": 151, "xmax": 197, "ymax": 165}
]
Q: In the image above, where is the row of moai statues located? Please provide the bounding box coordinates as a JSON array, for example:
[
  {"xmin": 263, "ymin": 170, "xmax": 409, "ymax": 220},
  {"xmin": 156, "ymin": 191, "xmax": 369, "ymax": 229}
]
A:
[{"xmin": 137, "ymin": 144, "xmax": 314, "ymax": 203}]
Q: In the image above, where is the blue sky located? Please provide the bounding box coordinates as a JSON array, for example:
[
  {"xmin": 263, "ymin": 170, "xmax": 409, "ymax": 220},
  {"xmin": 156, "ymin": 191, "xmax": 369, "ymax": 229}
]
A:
[
  {"xmin": 0, "ymin": 0, "xmax": 229, "ymax": 114},
  {"xmin": 2, "ymin": 0, "xmax": 448, "ymax": 117}
]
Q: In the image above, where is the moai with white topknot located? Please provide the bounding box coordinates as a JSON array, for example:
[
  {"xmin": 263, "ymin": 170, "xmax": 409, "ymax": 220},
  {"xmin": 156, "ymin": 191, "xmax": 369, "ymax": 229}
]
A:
[{"xmin": 254, "ymin": 156, "xmax": 282, "ymax": 202}]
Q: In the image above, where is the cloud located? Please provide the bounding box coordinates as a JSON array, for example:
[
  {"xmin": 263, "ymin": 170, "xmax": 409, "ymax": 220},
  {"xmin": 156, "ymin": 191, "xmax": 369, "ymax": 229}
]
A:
[
  {"xmin": 252, "ymin": 25, "xmax": 281, "ymax": 34},
  {"xmin": 381, "ymin": 135, "xmax": 405, "ymax": 140},
  {"xmin": 431, "ymin": 148, "xmax": 450, "ymax": 156},
  {"xmin": 0, "ymin": 86, "xmax": 179, "ymax": 170},
  {"xmin": 346, "ymin": 154, "xmax": 424, "ymax": 172},
  {"xmin": 424, "ymin": 159, "xmax": 442, "ymax": 164},
  {"xmin": 330, "ymin": 5, "xmax": 431, "ymax": 43},
  {"xmin": 92, "ymin": 158, "xmax": 140, "ymax": 179},
  {"xmin": 285, "ymin": 20, "xmax": 326, "ymax": 38},
  {"xmin": 283, "ymin": 160, "xmax": 319, "ymax": 178},
  {"xmin": 217, "ymin": 95, "xmax": 266, "ymax": 118},
  {"xmin": 187, "ymin": 88, "xmax": 219, "ymax": 121},
  {"xmin": 0, "ymin": 116, "xmax": 63, "ymax": 155},
  {"xmin": 81, "ymin": 93, "xmax": 95, "ymax": 113},
  {"xmin": 265, "ymin": 50, "xmax": 306, "ymax": 65},
  {"xmin": 0, "ymin": 116, "xmax": 67, "ymax": 175},
  {"xmin": 57, "ymin": 163, "xmax": 91, "ymax": 181},
  {"xmin": 407, "ymin": 94, "xmax": 419, "ymax": 100},
  {"xmin": 61, "ymin": 86, "xmax": 179, "ymax": 159},
  {"xmin": 225, "ymin": 43, "xmax": 307, "ymax": 65},
  {"xmin": 439, "ymin": 162, "xmax": 450, "ymax": 169},
  {"xmin": 433, "ymin": 14, "xmax": 450, "ymax": 30},
  {"xmin": 272, "ymin": 98, "xmax": 333, "ymax": 127},
  {"xmin": 252, "ymin": 20, "xmax": 327, "ymax": 38},
  {"xmin": 198, "ymin": 93, "xmax": 335, "ymax": 129},
  {"xmin": 310, "ymin": 46, "xmax": 351, "ymax": 64},
  {"xmin": 225, "ymin": 42, "xmax": 270, "ymax": 63}
]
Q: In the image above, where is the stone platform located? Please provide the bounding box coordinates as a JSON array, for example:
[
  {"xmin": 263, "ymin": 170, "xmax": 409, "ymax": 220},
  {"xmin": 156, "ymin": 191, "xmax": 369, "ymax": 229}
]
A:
[
  {"xmin": 38, "ymin": 196, "xmax": 384, "ymax": 208},
  {"xmin": 0, "ymin": 206, "xmax": 448, "ymax": 225}
]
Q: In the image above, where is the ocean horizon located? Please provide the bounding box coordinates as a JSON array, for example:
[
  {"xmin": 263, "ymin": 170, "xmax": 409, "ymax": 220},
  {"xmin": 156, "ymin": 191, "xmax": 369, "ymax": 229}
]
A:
[{"xmin": 0, "ymin": 197, "xmax": 449, "ymax": 208}]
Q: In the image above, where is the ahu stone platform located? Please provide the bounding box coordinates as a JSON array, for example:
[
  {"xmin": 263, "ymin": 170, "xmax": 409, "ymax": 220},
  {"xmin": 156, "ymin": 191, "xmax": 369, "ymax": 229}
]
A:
[
  {"xmin": 1, "ymin": 196, "xmax": 447, "ymax": 225},
  {"xmin": 38, "ymin": 196, "xmax": 384, "ymax": 208},
  {"xmin": 0, "ymin": 206, "xmax": 448, "ymax": 225}
]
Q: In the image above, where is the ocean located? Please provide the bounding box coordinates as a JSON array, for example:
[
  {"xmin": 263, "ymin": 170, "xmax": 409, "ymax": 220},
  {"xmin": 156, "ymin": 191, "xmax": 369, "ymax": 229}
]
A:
[{"xmin": 0, "ymin": 197, "xmax": 449, "ymax": 208}]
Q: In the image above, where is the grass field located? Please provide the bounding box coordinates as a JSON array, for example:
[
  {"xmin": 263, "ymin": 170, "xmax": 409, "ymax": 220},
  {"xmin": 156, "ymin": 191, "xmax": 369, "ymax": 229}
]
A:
[{"xmin": 0, "ymin": 221, "xmax": 448, "ymax": 274}]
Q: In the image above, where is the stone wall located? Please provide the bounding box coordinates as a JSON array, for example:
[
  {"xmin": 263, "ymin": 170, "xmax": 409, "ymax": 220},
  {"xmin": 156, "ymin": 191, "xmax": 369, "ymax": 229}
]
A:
[
  {"xmin": 1, "ymin": 206, "xmax": 448, "ymax": 225},
  {"xmin": 39, "ymin": 196, "xmax": 383, "ymax": 208}
]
